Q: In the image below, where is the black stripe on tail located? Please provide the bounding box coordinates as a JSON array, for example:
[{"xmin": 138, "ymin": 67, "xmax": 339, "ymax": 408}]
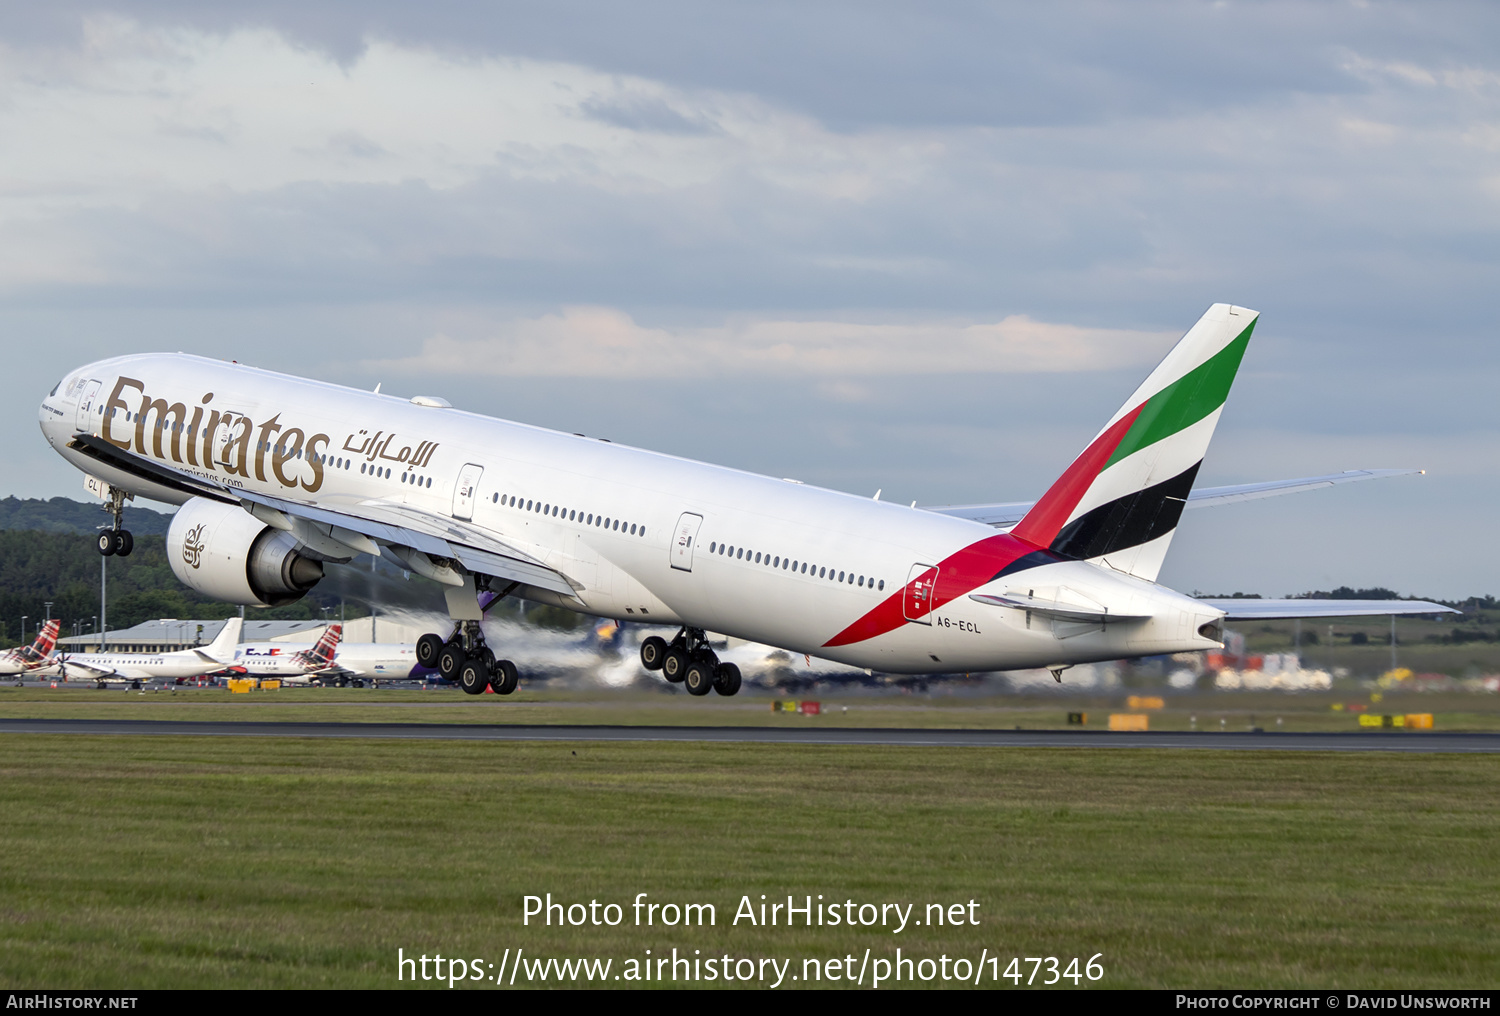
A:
[{"xmin": 1049, "ymin": 461, "xmax": 1200, "ymax": 561}]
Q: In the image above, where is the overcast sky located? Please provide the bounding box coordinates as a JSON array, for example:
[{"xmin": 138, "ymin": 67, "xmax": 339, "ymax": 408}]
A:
[{"xmin": 2, "ymin": 2, "xmax": 1496, "ymax": 597}]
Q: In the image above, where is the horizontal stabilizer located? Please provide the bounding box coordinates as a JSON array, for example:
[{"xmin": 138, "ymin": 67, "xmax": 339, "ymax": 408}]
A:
[
  {"xmin": 923, "ymin": 468, "xmax": 1425, "ymax": 529},
  {"xmin": 969, "ymin": 592, "xmax": 1151, "ymax": 623},
  {"xmin": 1183, "ymin": 469, "xmax": 1423, "ymax": 510},
  {"xmin": 1198, "ymin": 598, "xmax": 1457, "ymax": 620}
]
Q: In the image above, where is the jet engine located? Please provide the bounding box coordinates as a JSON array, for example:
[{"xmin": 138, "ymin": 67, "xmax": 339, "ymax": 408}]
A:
[{"xmin": 167, "ymin": 497, "xmax": 324, "ymax": 607}]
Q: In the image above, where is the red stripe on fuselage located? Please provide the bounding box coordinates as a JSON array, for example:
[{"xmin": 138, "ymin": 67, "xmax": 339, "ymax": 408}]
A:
[
  {"xmin": 823, "ymin": 531, "xmax": 1040, "ymax": 647},
  {"xmin": 1009, "ymin": 403, "xmax": 1143, "ymax": 549},
  {"xmin": 824, "ymin": 404, "xmax": 1144, "ymax": 649}
]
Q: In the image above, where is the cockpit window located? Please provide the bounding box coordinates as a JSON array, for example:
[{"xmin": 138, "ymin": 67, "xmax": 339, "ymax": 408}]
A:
[{"xmin": 49, "ymin": 382, "xmax": 60, "ymax": 396}]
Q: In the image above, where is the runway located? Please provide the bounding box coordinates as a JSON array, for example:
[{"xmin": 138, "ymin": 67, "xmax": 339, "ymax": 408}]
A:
[{"xmin": 2, "ymin": 717, "xmax": 1498, "ymax": 751}]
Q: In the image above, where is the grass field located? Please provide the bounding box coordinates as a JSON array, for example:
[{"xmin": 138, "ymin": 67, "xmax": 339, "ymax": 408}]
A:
[{"xmin": 1, "ymin": 730, "xmax": 1497, "ymax": 988}]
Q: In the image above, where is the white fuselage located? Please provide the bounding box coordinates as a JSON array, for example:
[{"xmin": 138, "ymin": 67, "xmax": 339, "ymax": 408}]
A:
[
  {"xmin": 39, "ymin": 354, "xmax": 1224, "ymax": 673},
  {"xmin": 221, "ymin": 643, "xmax": 325, "ymax": 677},
  {"xmin": 58, "ymin": 650, "xmax": 222, "ymax": 681},
  {"xmin": 0, "ymin": 650, "xmax": 55, "ymax": 676},
  {"xmin": 330, "ymin": 643, "xmax": 423, "ymax": 679}
]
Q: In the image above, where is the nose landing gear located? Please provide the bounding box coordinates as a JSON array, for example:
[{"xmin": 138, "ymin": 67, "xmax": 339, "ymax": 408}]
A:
[
  {"xmin": 95, "ymin": 488, "xmax": 133, "ymax": 557},
  {"xmin": 640, "ymin": 628, "xmax": 741, "ymax": 696}
]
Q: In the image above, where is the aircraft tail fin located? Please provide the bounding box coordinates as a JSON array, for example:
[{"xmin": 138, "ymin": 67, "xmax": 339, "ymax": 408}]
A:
[
  {"xmin": 307, "ymin": 624, "xmax": 341, "ymax": 665},
  {"xmin": 1010, "ymin": 303, "xmax": 1257, "ymax": 581},
  {"xmin": 27, "ymin": 619, "xmax": 60, "ymax": 660},
  {"xmin": 203, "ymin": 617, "xmax": 243, "ymax": 659}
]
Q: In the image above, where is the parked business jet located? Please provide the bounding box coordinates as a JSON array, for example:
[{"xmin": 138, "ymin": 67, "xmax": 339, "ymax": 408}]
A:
[
  {"xmin": 56, "ymin": 617, "xmax": 243, "ymax": 686},
  {"xmin": 39, "ymin": 303, "xmax": 1454, "ymax": 697},
  {"xmin": 213, "ymin": 623, "xmax": 342, "ymax": 679},
  {"xmin": 0, "ymin": 619, "xmax": 63, "ymax": 676}
]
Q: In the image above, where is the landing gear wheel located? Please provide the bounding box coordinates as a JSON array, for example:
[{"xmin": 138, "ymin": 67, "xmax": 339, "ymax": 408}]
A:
[
  {"xmin": 416, "ymin": 633, "xmax": 445, "ymax": 668},
  {"xmin": 438, "ymin": 643, "xmax": 466, "ymax": 681},
  {"xmin": 96, "ymin": 532, "xmax": 116, "ymax": 556},
  {"xmin": 684, "ymin": 659, "xmax": 715, "ymax": 696},
  {"xmin": 114, "ymin": 530, "xmax": 133, "ymax": 557},
  {"xmin": 353, "ymin": 679, "xmax": 365, "ymax": 688},
  {"xmin": 640, "ymin": 636, "xmax": 668, "ymax": 671},
  {"xmin": 489, "ymin": 659, "xmax": 519, "ymax": 695},
  {"xmin": 713, "ymin": 662, "xmax": 742, "ymax": 697},
  {"xmin": 661, "ymin": 648, "xmax": 688, "ymax": 684},
  {"xmin": 458, "ymin": 656, "xmax": 488, "ymax": 695}
]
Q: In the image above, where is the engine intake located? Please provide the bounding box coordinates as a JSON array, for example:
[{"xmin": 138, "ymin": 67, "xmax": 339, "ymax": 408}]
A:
[{"xmin": 168, "ymin": 497, "xmax": 324, "ymax": 607}]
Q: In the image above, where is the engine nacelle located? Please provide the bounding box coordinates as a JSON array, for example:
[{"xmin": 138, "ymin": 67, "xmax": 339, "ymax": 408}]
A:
[{"xmin": 168, "ymin": 497, "xmax": 325, "ymax": 608}]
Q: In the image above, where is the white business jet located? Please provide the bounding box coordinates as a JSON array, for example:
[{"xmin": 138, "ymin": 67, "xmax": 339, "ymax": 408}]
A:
[
  {"xmin": 56, "ymin": 617, "xmax": 243, "ymax": 686},
  {"xmin": 38, "ymin": 304, "xmax": 1454, "ymax": 698}
]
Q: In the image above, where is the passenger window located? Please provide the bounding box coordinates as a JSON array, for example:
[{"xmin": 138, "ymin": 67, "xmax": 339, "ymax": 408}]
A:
[{"xmin": 878, "ymin": 580, "xmax": 884, "ymax": 591}]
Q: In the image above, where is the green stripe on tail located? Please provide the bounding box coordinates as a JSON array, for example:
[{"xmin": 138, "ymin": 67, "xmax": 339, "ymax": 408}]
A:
[{"xmin": 1104, "ymin": 318, "xmax": 1256, "ymax": 470}]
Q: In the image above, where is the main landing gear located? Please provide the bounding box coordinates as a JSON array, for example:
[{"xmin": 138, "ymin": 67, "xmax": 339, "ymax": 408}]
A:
[
  {"xmin": 640, "ymin": 627, "xmax": 741, "ymax": 697},
  {"xmin": 416, "ymin": 620, "xmax": 520, "ymax": 696},
  {"xmin": 95, "ymin": 488, "xmax": 133, "ymax": 557}
]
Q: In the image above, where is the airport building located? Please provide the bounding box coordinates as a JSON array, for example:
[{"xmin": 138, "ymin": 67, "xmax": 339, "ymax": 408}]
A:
[{"xmin": 55, "ymin": 616, "xmax": 427, "ymax": 653}]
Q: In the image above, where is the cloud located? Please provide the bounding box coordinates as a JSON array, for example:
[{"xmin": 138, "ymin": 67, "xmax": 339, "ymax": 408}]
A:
[{"xmin": 364, "ymin": 305, "xmax": 1175, "ymax": 378}]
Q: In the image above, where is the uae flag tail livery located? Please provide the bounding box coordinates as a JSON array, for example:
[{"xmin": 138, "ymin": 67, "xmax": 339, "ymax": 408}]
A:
[{"xmin": 1010, "ymin": 302, "xmax": 1254, "ymax": 581}]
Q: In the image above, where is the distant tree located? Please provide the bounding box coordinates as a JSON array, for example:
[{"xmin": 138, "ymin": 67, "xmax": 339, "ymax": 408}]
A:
[
  {"xmin": 1295, "ymin": 586, "xmax": 1401, "ymax": 600},
  {"xmin": 0, "ymin": 496, "xmax": 173, "ymax": 536}
]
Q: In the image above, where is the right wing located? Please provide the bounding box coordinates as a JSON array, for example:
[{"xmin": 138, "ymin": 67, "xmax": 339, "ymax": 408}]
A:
[{"xmin": 1197, "ymin": 598, "xmax": 1457, "ymax": 620}]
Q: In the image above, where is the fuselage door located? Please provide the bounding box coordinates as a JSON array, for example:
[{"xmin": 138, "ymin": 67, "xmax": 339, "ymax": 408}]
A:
[
  {"xmin": 670, "ymin": 513, "xmax": 704, "ymax": 572},
  {"xmin": 903, "ymin": 563, "xmax": 939, "ymax": 624},
  {"xmin": 452, "ymin": 463, "xmax": 484, "ymax": 520},
  {"xmin": 211, "ymin": 412, "xmax": 248, "ymax": 471},
  {"xmin": 73, "ymin": 380, "xmax": 101, "ymax": 433}
]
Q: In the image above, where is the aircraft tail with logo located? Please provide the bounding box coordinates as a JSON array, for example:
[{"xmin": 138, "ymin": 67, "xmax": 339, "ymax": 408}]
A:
[
  {"xmin": 27, "ymin": 619, "xmax": 61, "ymax": 662},
  {"xmin": 302, "ymin": 624, "xmax": 342, "ymax": 669},
  {"xmin": 1009, "ymin": 303, "xmax": 1257, "ymax": 582}
]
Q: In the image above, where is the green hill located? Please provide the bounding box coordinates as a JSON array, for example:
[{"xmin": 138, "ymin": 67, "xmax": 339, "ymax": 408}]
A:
[{"xmin": 0, "ymin": 496, "xmax": 173, "ymax": 536}]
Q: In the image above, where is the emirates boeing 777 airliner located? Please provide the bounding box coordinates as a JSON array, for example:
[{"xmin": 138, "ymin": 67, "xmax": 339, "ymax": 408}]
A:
[{"xmin": 38, "ymin": 304, "xmax": 1452, "ymax": 696}]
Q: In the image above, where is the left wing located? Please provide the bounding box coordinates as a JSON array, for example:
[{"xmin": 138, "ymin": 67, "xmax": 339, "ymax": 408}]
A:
[
  {"xmin": 67, "ymin": 432, "xmax": 577, "ymax": 598},
  {"xmin": 1197, "ymin": 598, "xmax": 1457, "ymax": 620},
  {"xmin": 55, "ymin": 657, "xmax": 127, "ymax": 679},
  {"xmin": 923, "ymin": 469, "xmax": 1424, "ymax": 529},
  {"xmin": 237, "ymin": 487, "xmax": 578, "ymax": 597}
]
